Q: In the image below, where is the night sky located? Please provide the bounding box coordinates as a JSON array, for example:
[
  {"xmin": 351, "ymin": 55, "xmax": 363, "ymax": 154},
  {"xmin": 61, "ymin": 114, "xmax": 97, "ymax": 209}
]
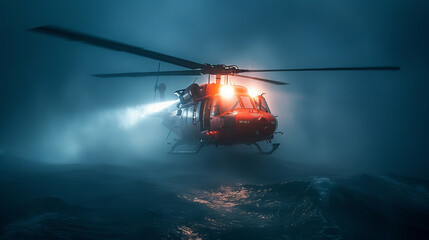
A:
[{"xmin": 1, "ymin": 0, "xmax": 429, "ymax": 178}]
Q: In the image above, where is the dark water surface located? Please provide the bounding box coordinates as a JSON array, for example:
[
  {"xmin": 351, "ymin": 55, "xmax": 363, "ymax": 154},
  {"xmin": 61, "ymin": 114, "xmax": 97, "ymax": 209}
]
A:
[{"xmin": 1, "ymin": 153, "xmax": 428, "ymax": 240}]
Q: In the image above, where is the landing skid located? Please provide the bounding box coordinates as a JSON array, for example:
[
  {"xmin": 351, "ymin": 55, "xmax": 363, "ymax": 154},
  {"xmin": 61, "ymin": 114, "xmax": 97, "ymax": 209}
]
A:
[
  {"xmin": 168, "ymin": 140, "xmax": 279, "ymax": 155},
  {"xmin": 252, "ymin": 142, "xmax": 280, "ymax": 155},
  {"xmin": 169, "ymin": 140, "xmax": 205, "ymax": 154}
]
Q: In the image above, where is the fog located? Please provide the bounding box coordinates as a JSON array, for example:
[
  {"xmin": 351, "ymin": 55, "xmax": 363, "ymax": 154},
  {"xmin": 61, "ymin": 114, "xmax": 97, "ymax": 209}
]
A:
[{"xmin": 1, "ymin": 0, "xmax": 429, "ymax": 178}]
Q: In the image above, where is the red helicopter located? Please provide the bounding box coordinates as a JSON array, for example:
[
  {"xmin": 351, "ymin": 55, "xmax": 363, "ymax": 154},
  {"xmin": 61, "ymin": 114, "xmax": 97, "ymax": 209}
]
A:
[{"xmin": 30, "ymin": 26, "xmax": 400, "ymax": 154}]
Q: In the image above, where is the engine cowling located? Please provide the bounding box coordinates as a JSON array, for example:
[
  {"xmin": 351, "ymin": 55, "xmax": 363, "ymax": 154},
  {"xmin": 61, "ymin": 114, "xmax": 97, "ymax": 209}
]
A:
[{"xmin": 177, "ymin": 83, "xmax": 202, "ymax": 104}]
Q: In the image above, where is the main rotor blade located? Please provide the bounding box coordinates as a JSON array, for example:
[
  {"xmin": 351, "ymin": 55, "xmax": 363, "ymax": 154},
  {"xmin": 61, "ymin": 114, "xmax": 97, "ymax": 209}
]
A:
[
  {"xmin": 29, "ymin": 25, "xmax": 204, "ymax": 69},
  {"xmin": 93, "ymin": 70, "xmax": 202, "ymax": 78},
  {"xmin": 240, "ymin": 66, "xmax": 400, "ymax": 73},
  {"xmin": 235, "ymin": 74, "xmax": 289, "ymax": 85}
]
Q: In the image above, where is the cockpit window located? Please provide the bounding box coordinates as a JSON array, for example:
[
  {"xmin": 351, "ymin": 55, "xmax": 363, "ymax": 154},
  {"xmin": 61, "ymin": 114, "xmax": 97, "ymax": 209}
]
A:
[
  {"xmin": 240, "ymin": 96, "xmax": 254, "ymax": 109},
  {"xmin": 255, "ymin": 95, "xmax": 271, "ymax": 113},
  {"xmin": 221, "ymin": 96, "xmax": 242, "ymax": 113}
]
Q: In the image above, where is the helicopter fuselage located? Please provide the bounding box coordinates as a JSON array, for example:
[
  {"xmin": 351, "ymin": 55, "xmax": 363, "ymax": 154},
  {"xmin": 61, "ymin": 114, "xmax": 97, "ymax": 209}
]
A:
[{"xmin": 163, "ymin": 83, "xmax": 277, "ymax": 146}]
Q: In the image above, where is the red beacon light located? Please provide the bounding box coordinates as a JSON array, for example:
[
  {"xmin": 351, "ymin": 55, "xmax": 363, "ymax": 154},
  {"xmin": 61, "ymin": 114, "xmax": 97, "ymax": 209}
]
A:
[{"xmin": 206, "ymin": 130, "xmax": 218, "ymax": 136}]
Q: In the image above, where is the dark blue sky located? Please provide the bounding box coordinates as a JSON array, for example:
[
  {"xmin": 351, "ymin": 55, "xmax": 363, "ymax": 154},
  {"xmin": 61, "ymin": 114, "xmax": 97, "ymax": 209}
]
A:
[{"xmin": 0, "ymin": 1, "xmax": 428, "ymax": 177}]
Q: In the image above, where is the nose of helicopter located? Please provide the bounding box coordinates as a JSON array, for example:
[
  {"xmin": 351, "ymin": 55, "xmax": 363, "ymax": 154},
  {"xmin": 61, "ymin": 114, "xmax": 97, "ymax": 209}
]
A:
[
  {"xmin": 235, "ymin": 110, "xmax": 277, "ymax": 140},
  {"xmin": 206, "ymin": 110, "xmax": 277, "ymax": 142}
]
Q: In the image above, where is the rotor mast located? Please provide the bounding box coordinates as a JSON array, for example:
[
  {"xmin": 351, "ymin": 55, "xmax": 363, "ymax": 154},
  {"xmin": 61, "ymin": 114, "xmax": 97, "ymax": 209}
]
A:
[{"xmin": 215, "ymin": 74, "xmax": 221, "ymax": 84}]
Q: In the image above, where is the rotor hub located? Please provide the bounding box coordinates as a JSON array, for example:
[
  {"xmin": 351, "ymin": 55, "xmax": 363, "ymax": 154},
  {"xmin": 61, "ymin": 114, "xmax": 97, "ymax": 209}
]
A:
[{"xmin": 201, "ymin": 64, "xmax": 240, "ymax": 75}]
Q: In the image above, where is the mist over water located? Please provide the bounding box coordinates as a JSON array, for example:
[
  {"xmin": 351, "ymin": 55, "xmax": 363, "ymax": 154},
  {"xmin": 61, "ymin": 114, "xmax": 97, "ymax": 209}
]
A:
[{"xmin": 1, "ymin": 151, "xmax": 429, "ymax": 239}]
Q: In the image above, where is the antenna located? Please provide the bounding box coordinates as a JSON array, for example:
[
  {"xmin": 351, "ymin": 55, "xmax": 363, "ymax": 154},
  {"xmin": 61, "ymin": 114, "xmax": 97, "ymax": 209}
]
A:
[{"xmin": 153, "ymin": 62, "xmax": 161, "ymax": 102}]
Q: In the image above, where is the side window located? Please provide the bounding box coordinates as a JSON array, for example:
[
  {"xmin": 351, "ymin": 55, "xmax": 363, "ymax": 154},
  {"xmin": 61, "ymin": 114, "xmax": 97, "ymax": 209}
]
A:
[
  {"xmin": 194, "ymin": 102, "xmax": 201, "ymax": 124},
  {"xmin": 257, "ymin": 95, "xmax": 271, "ymax": 113},
  {"xmin": 211, "ymin": 97, "xmax": 219, "ymax": 116},
  {"xmin": 240, "ymin": 95, "xmax": 254, "ymax": 109},
  {"xmin": 203, "ymin": 99, "xmax": 211, "ymax": 130},
  {"xmin": 254, "ymin": 97, "xmax": 260, "ymax": 110}
]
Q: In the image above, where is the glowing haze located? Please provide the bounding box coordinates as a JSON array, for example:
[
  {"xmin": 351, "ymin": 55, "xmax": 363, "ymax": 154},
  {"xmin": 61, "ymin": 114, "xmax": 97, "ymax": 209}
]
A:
[
  {"xmin": 117, "ymin": 100, "xmax": 179, "ymax": 128},
  {"xmin": 0, "ymin": 1, "xmax": 428, "ymax": 177}
]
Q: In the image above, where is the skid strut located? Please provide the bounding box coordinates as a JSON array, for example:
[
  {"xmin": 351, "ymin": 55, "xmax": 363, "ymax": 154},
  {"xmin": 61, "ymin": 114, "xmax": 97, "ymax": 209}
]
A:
[{"xmin": 252, "ymin": 142, "xmax": 280, "ymax": 155}]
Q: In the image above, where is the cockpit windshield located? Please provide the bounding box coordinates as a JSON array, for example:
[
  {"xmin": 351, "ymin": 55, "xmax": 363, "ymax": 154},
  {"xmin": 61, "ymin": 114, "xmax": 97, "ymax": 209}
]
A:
[
  {"xmin": 240, "ymin": 95, "xmax": 254, "ymax": 109},
  {"xmin": 221, "ymin": 96, "xmax": 242, "ymax": 113},
  {"xmin": 220, "ymin": 95, "xmax": 256, "ymax": 113}
]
